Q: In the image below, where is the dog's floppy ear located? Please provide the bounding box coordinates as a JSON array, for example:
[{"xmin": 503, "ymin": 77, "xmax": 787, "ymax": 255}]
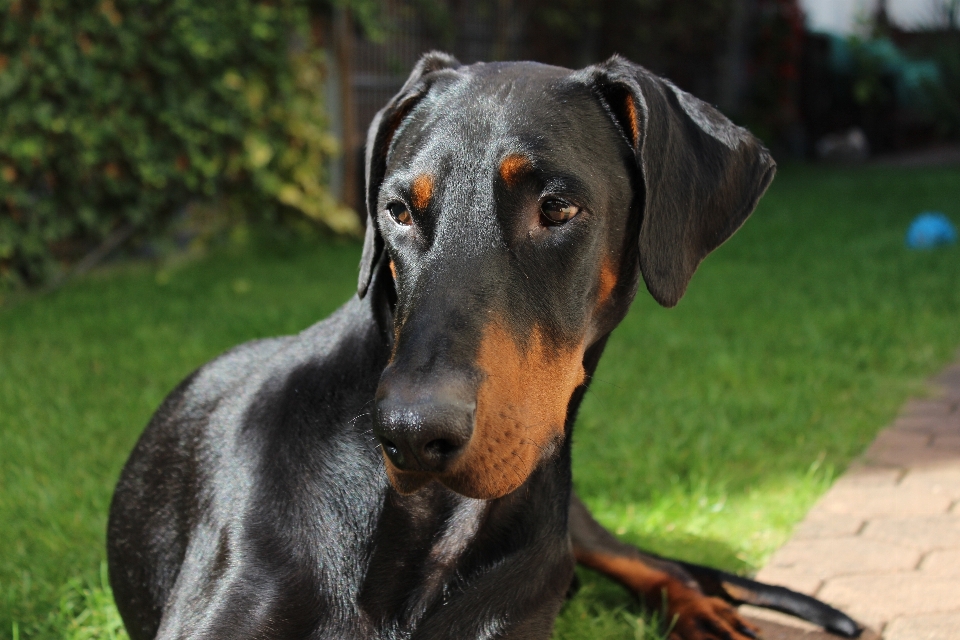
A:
[
  {"xmin": 358, "ymin": 51, "xmax": 461, "ymax": 298},
  {"xmin": 582, "ymin": 55, "xmax": 776, "ymax": 307}
]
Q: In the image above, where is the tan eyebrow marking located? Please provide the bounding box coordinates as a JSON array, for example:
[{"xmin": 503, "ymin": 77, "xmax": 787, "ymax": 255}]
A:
[
  {"xmin": 596, "ymin": 260, "xmax": 617, "ymax": 308},
  {"xmin": 411, "ymin": 174, "xmax": 434, "ymax": 210},
  {"xmin": 624, "ymin": 96, "xmax": 640, "ymax": 147},
  {"xmin": 498, "ymin": 154, "xmax": 532, "ymax": 186}
]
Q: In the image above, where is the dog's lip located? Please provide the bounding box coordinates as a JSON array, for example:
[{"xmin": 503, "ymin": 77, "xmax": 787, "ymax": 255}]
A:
[
  {"xmin": 380, "ymin": 454, "xmax": 494, "ymax": 499},
  {"xmin": 381, "ymin": 455, "xmax": 433, "ymax": 494},
  {"xmin": 382, "ymin": 455, "xmax": 526, "ymax": 501},
  {"xmin": 380, "ymin": 426, "xmax": 565, "ymax": 500}
]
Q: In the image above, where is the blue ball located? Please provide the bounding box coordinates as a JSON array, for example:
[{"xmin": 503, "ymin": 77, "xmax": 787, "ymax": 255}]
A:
[{"xmin": 906, "ymin": 212, "xmax": 957, "ymax": 249}]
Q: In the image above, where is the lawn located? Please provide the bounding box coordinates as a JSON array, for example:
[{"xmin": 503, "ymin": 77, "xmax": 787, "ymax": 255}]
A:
[{"xmin": 1, "ymin": 164, "xmax": 959, "ymax": 639}]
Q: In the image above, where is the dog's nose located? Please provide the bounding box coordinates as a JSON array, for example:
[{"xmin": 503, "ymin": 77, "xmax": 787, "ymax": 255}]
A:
[{"xmin": 374, "ymin": 387, "xmax": 475, "ymax": 474}]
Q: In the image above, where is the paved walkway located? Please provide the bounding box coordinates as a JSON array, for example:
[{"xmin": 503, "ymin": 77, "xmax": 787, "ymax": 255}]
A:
[{"xmin": 742, "ymin": 357, "xmax": 960, "ymax": 639}]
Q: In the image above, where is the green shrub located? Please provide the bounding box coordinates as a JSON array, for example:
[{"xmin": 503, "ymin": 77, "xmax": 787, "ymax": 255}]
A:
[{"xmin": 0, "ymin": 0, "xmax": 360, "ymax": 288}]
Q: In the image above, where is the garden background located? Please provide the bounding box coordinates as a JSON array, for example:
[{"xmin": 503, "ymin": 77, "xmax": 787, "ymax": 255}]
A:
[{"xmin": 2, "ymin": 1, "xmax": 959, "ymax": 638}]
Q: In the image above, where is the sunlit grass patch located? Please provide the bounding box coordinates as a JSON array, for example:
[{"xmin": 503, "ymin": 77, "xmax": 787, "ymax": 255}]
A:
[{"xmin": 12, "ymin": 564, "xmax": 127, "ymax": 640}]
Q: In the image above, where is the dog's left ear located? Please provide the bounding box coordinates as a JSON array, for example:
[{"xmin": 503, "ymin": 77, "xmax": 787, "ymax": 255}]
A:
[
  {"xmin": 581, "ymin": 56, "xmax": 776, "ymax": 307},
  {"xmin": 358, "ymin": 51, "xmax": 461, "ymax": 298}
]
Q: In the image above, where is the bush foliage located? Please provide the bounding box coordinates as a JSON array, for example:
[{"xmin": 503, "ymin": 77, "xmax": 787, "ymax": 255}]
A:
[{"xmin": 0, "ymin": 0, "xmax": 360, "ymax": 288}]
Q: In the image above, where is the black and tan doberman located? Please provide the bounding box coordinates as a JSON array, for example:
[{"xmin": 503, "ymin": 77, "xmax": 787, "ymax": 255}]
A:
[{"xmin": 108, "ymin": 53, "xmax": 861, "ymax": 640}]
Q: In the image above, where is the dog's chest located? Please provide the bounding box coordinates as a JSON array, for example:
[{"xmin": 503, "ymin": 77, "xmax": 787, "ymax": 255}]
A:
[{"xmin": 355, "ymin": 489, "xmax": 488, "ymax": 626}]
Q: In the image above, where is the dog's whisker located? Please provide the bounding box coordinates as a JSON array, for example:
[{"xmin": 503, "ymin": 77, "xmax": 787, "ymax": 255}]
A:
[
  {"xmin": 516, "ymin": 437, "xmax": 549, "ymax": 454},
  {"xmin": 506, "ymin": 450, "xmax": 527, "ymax": 487},
  {"xmin": 583, "ymin": 373, "xmax": 626, "ymax": 391},
  {"xmin": 347, "ymin": 410, "xmax": 372, "ymax": 426}
]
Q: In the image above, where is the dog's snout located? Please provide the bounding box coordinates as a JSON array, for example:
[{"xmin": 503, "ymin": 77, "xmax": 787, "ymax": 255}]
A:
[{"xmin": 374, "ymin": 387, "xmax": 475, "ymax": 474}]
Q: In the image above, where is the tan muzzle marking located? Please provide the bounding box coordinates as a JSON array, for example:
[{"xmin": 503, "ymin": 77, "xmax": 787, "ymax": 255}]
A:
[{"xmin": 443, "ymin": 321, "xmax": 585, "ymax": 499}]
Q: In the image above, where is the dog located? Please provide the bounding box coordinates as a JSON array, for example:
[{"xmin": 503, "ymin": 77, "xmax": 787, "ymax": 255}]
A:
[{"xmin": 108, "ymin": 53, "xmax": 861, "ymax": 639}]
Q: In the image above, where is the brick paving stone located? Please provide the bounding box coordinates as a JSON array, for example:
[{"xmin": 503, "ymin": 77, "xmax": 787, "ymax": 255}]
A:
[
  {"xmin": 936, "ymin": 402, "xmax": 960, "ymax": 414},
  {"xmin": 899, "ymin": 466, "xmax": 960, "ymax": 500},
  {"xmin": 890, "ymin": 415, "xmax": 960, "ymax": 436},
  {"xmin": 763, "ymin": 538, "xmax": 920, "ymax": 579},
  {"xmin": 933, "ymin": 433, "xmax": 960, "ymax": 450},
  {"xmin": 934, "ymin": 365, "xmax": 960, "ymax": 384},
  {"xmin": 811, "ymin": 484, "xmax": 953, "ymax": 518},
  {"xmin": 933, "ymin": 385, "xmax": 960, "ymax": 404},
  {"xmin": 901, "ymin": 399, "xmax": 955, "ymax": 418},
  {"xmin": 866, "ymin": 443, "xmax": 960, "ymax": 467},
  {"xmin": 937, "ymin": 410, "xmax": 960, "ymax": 425},
  {"xmin": 932, "ymin": 361, "xmax": 958, "ymax": 380},
  {"xmin": 884, "ymin": 612, "xmax": 960, "ymax": 640},
  {"xmin": 817, "ymin": 573, "xmax": 960, "ymax": 630},
  {"xmin": 861, "ymin": 429, "xmax": 960, "ymax": 468},
  {"xmin": 740, "ymin": 612, "xmax": 881, "ymax": 640},
  {"xmin": 792, "ymin": 512, "xmax": 864, "ymax": 540},
  {"xmin": 831, "ymin": 464, "xmax": 901, "ymax": 489},
  {"xmin": 868, "ymin": 427, "xmax": 932, "ymax": 449},
  {"xmin": 740, "ymin": 607, "xmax": 883, "ymax": 640},
  {"xmin": 752, "ymin": 566, "xmax": 823, "ymax": 596},
  {"xmin": 862, "ymin": 515, "xmax": 960, "ymax": 551},
  {"xmin": 934, "ymin": 376, "xmax": 960, "ymax": 389},
  {"xmin": 919, "ymin": 549, "xmax": 960, "ymax": 576}
]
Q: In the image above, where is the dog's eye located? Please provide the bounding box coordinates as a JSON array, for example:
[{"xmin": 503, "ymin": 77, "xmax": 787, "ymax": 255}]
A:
[
  {"xmin": 386, "ymin": 202, "xmax": 412, "ymax": 226},
  {"xmin": 540, "ymin": 198, "xmax": 580, "ymax": 225}
]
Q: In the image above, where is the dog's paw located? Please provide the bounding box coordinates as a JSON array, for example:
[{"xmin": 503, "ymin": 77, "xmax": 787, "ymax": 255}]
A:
[{"xmin": 667, "ymin": 593, "xmax": 759, "ymax": 640}]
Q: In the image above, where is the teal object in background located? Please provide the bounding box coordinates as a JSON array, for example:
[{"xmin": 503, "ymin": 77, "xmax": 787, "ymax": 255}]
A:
[
  {"xmin": 824, "ymin": 34, "xmax": 941, "ymax": 109},
  {"xmin": 906, "ymin": 212, "xmax": 957, "ymax": 249}
]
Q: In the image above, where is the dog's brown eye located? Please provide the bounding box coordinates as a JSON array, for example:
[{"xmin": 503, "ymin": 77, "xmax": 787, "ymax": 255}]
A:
[
  {"xmin": 540, "ymin": 198, "xmax": 579, "ymax": 225},
  {"xmin": 387, "ymin": 202, "xmax": 412, "ymax": 226}
]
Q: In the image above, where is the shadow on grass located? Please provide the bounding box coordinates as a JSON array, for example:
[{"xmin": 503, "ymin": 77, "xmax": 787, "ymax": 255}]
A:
[{"xmin": 624, "ymin": 531, "xmax": 754, "ymax": 575}]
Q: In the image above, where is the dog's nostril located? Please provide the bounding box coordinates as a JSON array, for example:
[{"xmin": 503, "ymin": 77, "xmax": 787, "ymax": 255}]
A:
[
  {"xmin": 378, "ymin": 437, "xmax": 406, "ymax": 468},
  {"xmin": 423, "ymin": 438, "xmax": 462, "ymax": 460}
]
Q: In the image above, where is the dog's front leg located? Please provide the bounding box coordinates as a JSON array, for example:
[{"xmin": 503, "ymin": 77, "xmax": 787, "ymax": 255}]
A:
[
  {"xmin": 569, "ymin": 493, "xmax": 759, "ymax": 640},
  {"xmin": 569, "ymin": 493, "xmax": 862, "ymax": 639}
]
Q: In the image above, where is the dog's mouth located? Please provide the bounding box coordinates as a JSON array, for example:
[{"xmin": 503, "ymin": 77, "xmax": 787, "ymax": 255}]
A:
[
  {"xmin": 380, "ymin": 430, "xmax": 566, "ymax": 500},
  {"xmin": 376, "ymin": 321, "xmax": 586, "ymax": 500},
  {"xmin": 384, "ymin": 440, "xmax": 562, "ymax": 500}
]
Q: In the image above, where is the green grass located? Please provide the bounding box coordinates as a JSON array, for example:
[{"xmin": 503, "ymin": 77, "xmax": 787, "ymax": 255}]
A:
[{"xmin": 1, "ymin": 164, "xmax": 959, "ymax": 639}]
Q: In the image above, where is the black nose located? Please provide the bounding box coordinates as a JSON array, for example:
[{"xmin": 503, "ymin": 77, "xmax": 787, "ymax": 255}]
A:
[{"xmin": 374, "ymin": 384, "xmax": 475, "ymax": 474}]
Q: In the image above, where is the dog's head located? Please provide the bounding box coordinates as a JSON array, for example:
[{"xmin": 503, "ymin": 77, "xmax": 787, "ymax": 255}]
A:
[{"xmin": 361, "ymin": 52, "xmax": 774, "ymax": 500}]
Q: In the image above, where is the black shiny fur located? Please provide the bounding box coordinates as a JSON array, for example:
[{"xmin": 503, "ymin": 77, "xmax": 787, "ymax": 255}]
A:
[{"xmin": 108, "ymin": 53, "xmax": 859, "ymax": 639}]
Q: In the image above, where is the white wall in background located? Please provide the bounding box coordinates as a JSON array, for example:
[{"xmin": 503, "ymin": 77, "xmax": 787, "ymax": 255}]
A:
[
  {"xmin": 801, "ymin": 0, "xmax": 870, "ymax": 33},
  {"xmin": 800, "ymin": 0, "xmax": 951, "ymax": 34},
  {"xmin": 888, "ymin": 0, "xmax": 956, "ymax": 28}
]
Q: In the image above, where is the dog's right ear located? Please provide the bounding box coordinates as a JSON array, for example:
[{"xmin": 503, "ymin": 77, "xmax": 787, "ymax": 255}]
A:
[{"xmin": 358, "ymin": 51, "xmax": 461, "ymax": 298}]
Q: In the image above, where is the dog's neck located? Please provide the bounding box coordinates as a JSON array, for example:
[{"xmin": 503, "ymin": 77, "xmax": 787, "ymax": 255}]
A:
[{"xmin": 352, "ymin": 272, "xmax": 578, "ymax": 629}]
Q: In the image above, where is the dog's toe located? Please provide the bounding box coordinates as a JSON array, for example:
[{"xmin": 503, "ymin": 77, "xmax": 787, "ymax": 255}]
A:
[{"xmin": 668, "ymin": 595, "xmax": 761, "ymax": 640}]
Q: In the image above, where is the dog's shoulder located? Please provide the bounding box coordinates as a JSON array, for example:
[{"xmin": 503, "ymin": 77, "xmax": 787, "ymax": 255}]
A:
[{"xmin": 171, "ymin": 295, "xmax": 384, "ymax": 422}]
